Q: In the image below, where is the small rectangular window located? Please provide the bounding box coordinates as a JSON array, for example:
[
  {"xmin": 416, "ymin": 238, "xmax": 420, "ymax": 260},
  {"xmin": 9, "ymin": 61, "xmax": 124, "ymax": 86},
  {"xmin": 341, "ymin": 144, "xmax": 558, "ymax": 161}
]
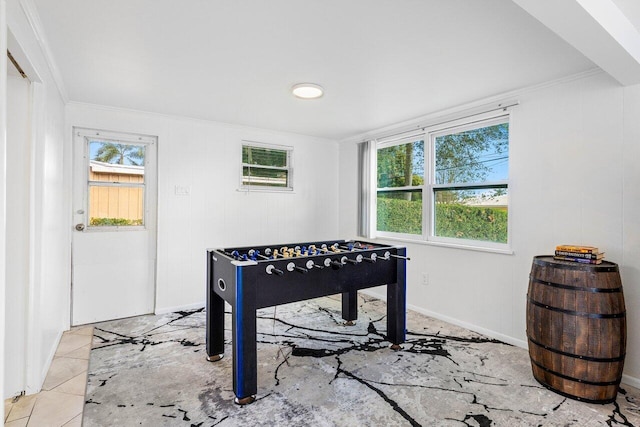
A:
[
  {"xmin": 241, "ymin": 143, "xmax": 293, "ymax": 190},
  {"xmin": 88, "ymin": 140, "xmax": 146, "ymax": 227}
]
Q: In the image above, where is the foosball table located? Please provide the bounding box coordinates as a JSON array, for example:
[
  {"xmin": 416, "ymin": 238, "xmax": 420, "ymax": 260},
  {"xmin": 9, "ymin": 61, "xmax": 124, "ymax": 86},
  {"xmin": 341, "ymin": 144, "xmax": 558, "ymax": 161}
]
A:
[{"xmin": 205, "ymin": 239, "xmax": 408, "ymax": 404}]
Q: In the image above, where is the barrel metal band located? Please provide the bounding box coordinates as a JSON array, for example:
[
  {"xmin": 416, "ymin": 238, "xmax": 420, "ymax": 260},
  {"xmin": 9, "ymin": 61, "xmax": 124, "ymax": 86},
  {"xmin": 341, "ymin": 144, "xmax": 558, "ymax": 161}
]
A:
[
  {"xmin": 528, "ymin": 337, "xmax": 626, "ymax": 363},
  {"xmin": 530, "ymin": 277, "xmax": 622, "ymax": 293},
  {"xmin": 528, "ymin": 298, "xmax": 626, "ymax": 319},
  {"xmin": 536, "ymin": 382, "xmax": 617, "ymax": 404},
  {"xmin": 530, "ymin": 358, "xmax": 621, "ymax": 386}
]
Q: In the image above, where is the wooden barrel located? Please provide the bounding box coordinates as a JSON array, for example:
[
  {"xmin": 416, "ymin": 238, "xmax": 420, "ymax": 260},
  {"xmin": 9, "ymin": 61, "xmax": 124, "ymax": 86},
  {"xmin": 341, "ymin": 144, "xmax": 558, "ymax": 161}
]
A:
[{"xmin": 526, "ymin": 255, "xmax": 626, "ymax": 403}]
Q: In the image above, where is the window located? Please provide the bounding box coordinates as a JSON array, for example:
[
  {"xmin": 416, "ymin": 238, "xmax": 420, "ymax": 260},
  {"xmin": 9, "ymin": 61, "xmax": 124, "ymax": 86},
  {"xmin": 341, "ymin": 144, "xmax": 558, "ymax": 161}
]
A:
[
  {"xmin": 88, "ymin": 139, "xmax": 146, "ymax": 227},
  {"xmin": 431, "ymin": 118, "xmax": 509, "ymax": 245},
  {"xmin": 375, "ymin": 114, "xmax": 510, "ymax": 249},
  {"xmin": 241, "ymin": 142, "xmax": 293, "ymax": 190},
  {"xmin": 376, "ymin": 139, "xmax": 424, "ymax": 236}
]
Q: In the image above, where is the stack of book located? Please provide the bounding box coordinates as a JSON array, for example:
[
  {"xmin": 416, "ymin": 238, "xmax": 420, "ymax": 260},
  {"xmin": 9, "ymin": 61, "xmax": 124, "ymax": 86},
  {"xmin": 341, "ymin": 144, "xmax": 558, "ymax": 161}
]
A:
[{"xmin": 554, "ymin": 245, "xmax": 604, "ymax": 264}]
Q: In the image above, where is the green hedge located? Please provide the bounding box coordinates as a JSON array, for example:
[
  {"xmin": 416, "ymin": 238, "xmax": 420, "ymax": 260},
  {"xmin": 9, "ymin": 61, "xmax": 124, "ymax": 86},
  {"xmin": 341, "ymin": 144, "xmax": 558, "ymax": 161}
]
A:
[
  {"xmin": 377, "ymin": 198, "xmax": 507, "ymax": 243},
  {"xmin": 90, "ymin": 217, "xmax": 143, "ymax": 226},
  {"xmin": 377, "ymin": 198, "xmax": 423, "ymax": 234}
]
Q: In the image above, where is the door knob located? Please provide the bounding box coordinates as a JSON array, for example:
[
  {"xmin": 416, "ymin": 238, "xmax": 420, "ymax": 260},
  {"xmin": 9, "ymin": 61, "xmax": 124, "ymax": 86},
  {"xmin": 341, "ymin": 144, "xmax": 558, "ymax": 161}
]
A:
[{"xmin": 75, "ymin": 223, "xmax": 85, "ymax": 231}]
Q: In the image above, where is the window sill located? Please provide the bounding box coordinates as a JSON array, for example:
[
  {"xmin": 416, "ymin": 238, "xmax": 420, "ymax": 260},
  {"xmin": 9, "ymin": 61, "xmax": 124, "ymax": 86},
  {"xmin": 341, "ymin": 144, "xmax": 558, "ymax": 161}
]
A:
[
  {"xmin": 237, "ymin": 187, "xmax": 295, "ymax": 194},
  {"xmin": 86, "ymin": 225, "xmax": 147, "ymax": 232},
  {"xmin": 370, "ymin": 235, "xmax": 514, "ymax": 255}
]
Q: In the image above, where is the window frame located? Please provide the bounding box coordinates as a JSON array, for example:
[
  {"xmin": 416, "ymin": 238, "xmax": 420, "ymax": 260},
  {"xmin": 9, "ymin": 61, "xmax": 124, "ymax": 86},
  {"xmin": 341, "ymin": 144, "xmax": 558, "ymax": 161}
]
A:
[
  {"xmin": 376, "ymin": 136, "xmax": 426, "ymax": 240},
  {"xmin": 240, "ymin": 141, "xmax": 294, "ymax": 192},
  {"xmin": 374, "ymin": 112, "xmax": 511, "ymax": 252},
  {"xmin": 85, "ymin": 136, "xmax": 150, "ymax": 231}
]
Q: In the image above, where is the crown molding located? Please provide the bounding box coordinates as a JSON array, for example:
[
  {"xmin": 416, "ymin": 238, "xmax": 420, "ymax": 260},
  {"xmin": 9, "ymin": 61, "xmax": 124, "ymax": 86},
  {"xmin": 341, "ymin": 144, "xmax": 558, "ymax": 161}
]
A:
[{"xmin": 340, "ymin": 67, "xmax": 605, "ymax": 144}]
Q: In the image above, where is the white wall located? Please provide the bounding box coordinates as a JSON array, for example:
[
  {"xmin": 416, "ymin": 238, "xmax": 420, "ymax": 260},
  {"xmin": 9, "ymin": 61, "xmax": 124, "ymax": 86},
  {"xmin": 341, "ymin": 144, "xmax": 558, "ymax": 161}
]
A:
[
  {"xmin": 1, "ymin": 0, "xmax": 9, "ymax": 411},
  {"xmin": 622, "ymin": 83, "xmax": 640, "ymax": 388},
  {"xmin": 338, "ymin": 71, "xmax": 640, "ymax": 387},
  {"xmin": 5, "ymin": 0, "xmax": 70, "ymax": 396},
  {"xmin": 30, "ymin": 79, "xmax": 69, "ymax": 389},
  {"xmin": 66, "ymin": 103, "xmax": 340, "ymax": 313}
]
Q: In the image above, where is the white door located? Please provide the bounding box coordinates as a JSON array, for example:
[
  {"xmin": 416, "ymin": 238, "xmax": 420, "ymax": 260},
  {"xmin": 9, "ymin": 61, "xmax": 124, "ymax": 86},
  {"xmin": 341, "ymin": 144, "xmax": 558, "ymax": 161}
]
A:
[{"xmin": 71, "ymin": 128, "xmax": 157, "ymax": 325}]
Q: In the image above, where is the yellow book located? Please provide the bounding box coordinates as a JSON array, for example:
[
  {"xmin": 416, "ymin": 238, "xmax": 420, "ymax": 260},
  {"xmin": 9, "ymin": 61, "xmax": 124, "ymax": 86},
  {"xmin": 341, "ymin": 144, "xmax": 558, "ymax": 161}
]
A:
[{"xmin": 555, "ymin": 244, "xmax": 599, "ymax": 254}]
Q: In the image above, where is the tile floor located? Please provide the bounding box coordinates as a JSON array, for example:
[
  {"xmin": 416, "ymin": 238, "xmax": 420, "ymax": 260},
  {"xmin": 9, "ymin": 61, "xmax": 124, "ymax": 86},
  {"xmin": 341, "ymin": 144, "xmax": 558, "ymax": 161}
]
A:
[{"xmin": 4, "ymin": 325, "xmax": 93, "ymax": 427}]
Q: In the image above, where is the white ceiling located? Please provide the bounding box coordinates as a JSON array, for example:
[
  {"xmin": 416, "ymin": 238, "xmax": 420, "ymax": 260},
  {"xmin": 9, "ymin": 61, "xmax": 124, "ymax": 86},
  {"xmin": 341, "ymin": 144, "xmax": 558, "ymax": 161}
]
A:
[
  {"xmin": 613, "ymin": 0, "xmax": 640, "ymax": 33},
  {"xmin": 30, "ymin": 0, "xmax": 606, "ymax": 140}
]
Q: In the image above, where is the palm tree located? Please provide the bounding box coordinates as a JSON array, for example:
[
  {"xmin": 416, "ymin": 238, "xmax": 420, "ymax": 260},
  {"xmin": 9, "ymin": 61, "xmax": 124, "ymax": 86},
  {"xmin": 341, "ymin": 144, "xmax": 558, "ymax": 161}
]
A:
[{"xmin": 93, "ymin": 142, "xmax": 144, "ymax": 165}]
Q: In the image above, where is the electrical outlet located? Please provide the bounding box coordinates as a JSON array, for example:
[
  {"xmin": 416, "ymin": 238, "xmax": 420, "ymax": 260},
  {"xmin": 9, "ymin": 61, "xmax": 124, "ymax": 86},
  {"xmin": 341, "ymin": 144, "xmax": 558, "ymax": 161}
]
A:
[{"xmin": 422, "ymin": 272, "xmax": 429, "ymax": 286}]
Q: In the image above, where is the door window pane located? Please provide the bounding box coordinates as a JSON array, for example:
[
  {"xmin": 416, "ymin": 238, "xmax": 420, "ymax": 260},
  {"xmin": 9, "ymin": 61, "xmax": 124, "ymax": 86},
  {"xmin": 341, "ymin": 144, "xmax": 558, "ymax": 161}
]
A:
[
  {"xmin": 89, "ymin": 186, "xmax": 144, "ymax": 226},
  {"xmin": 88, "ymin": 140, "xmax": 145, "ymax": 227}
]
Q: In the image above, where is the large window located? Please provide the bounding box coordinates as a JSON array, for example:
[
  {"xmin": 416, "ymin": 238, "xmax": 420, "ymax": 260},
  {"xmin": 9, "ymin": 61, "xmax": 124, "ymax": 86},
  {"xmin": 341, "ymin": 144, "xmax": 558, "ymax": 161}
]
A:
[
  {"xmin": 241, "ymin": 142, "xmax": 293, "ymax": 190},
  {"xmin": 375, "ymin": 115, "xmax": 510, "ymax": 249}
]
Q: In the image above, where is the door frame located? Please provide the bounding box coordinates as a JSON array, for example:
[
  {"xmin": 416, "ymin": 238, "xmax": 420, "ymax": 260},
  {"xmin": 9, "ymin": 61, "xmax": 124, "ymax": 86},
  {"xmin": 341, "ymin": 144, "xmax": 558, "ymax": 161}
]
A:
[
  {"xmin": 71, "ymin": 127, "xmax": 158, "ymax": 325},
  {"xmin": 4, "ymin": 27, "xmax": 48, "ymax": 396}
]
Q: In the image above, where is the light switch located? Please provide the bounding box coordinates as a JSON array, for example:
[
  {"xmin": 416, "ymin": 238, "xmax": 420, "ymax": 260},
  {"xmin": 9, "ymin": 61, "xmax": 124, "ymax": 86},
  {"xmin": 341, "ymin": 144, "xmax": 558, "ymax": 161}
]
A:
[{"xmin": 174, "ymin": 185, "xmax": 191, "ymax": 196}]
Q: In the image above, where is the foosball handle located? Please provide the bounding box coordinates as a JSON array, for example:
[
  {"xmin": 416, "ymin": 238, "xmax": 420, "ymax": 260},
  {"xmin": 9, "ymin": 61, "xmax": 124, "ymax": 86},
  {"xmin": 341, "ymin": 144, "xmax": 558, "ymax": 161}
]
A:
[
  {"xmin": 342, "ymin": 256, "xmax": 358, "ymax": 265},
  {"xmin": 330, "ymin": 260, "xmax": 343, "ymax": 269},
  {"xmin": 266, "ymin": 265, "xmax": 284, "ymax": 275},
  {"xmin": 287, "ymin": 262, "xmax": 308, "ymax": 274}
]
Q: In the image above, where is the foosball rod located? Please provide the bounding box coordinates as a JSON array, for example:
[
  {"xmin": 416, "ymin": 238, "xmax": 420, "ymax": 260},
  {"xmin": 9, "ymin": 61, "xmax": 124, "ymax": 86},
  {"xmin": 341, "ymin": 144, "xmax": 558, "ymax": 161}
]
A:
[{"xmin": 389, "ymin": 253, "xmax": 411, "ymax": 260}]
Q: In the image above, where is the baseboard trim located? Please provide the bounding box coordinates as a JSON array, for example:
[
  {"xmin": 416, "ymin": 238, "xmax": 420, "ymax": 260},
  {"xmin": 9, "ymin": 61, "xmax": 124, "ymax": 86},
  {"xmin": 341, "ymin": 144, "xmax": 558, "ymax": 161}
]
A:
[
  {"xmin": 35, "ymin": 328, "xmax": 64, "ymax": 393},
  {"xmin": 622, "ymin": 374, "xmax": 640, "ymax": 390},
  {"xmin": 361, "ymin": 288, "xmax": 525, "ymax": 349},
  {"xmin": 155, "ymin": 301, "xmax": 205, "ymax": 315}
]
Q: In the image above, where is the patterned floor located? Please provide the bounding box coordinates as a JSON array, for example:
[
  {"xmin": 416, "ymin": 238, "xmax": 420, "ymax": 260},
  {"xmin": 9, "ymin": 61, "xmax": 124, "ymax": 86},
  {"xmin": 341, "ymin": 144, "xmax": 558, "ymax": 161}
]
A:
[{"xmin": 83, "ymin": 295, "xmax": 640, "ymax": 426}]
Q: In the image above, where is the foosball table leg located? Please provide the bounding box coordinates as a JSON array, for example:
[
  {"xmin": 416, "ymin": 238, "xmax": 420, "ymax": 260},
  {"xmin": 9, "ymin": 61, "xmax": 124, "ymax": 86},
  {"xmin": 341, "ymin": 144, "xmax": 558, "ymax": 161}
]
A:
[
  {"xmin": 234, "ymin": 395, "xmax": 256, "ymax": 405},
  {"xmin": 206, "ymin": 279, "xmax": 225, "ymax": 361},
  {"xmin": 231, "ymin": 274, "xmax": 259, "ymax": 405},
  {"xmin": 386, "ymin": 247, "xmax": 407, "ymax": 348},
  {"xmin": 341, "ymin": 290, "xmax": 358, "ymax": 325}
]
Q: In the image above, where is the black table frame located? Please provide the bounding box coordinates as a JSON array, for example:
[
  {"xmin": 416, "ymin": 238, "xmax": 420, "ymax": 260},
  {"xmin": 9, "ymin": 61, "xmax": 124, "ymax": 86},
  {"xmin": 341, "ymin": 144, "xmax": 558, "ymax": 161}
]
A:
[{"xmin": 205, "ymin": 240, "xmax": 407, "ymax": 403}]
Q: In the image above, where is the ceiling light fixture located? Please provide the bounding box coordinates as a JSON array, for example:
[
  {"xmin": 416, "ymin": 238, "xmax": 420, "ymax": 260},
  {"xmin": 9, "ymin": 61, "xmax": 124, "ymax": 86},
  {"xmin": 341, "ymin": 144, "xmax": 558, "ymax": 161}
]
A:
[{"xmin": 292, "ymin": 83, "xmax": 324, "ymax": 99}]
